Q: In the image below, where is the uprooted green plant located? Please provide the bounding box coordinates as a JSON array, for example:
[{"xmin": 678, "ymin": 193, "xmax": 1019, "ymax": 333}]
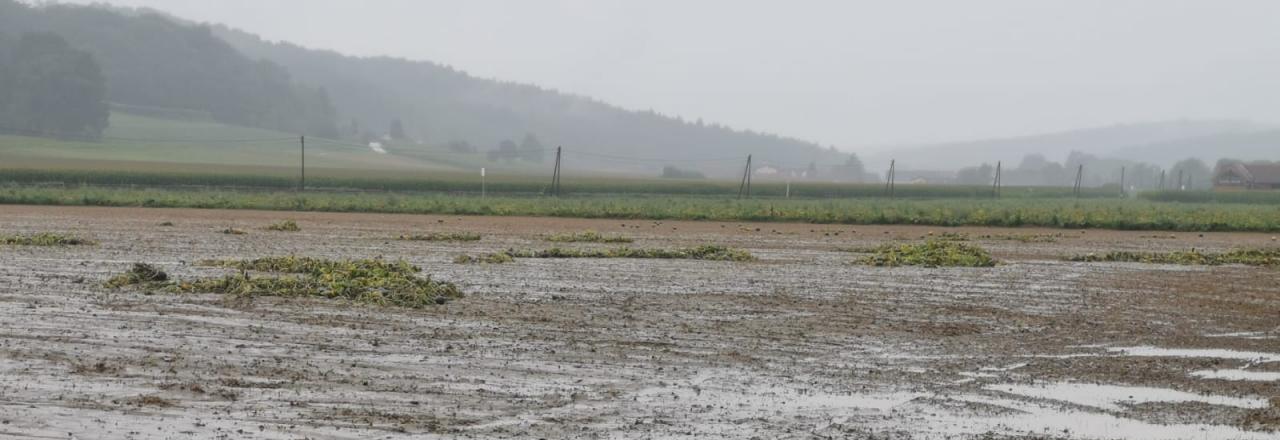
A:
[
  {"xmin": 104, "ymin": 263, "xmax": 169, "ymax": 288},
  {"xmin": 399, "ymin": 232, "xmax": 482, "ymax": 242},
  {"xmin": 0, "ymin": 232, "xmax": 96, "ymax": 246},
  {"xmin": 453, "ymin": 252, "xmax": 515, "ymax": 264},
  {"xmin": 1069, "ymin": 248, "xmax": 1280, "ymax": 267},
  {"xmin": 853, "ymin": 240, "xmax": 997, "ymax": 267},
  {"xmin": 106, "ymin": 257, "xmax": 461, "ymax": 308},
  {"xmin": 544, "ymin": 231, "xmax": 633, "ymax": 244},
  {"xmin": 978, "ymin": 233, "xmax": 1063, "ymax": 243},
  {"xmin": 455, "ymin": 245, "xmax": 754, "ymax": 263},
  {"xmin": 264, "ymin": 220, "xmax": 301, "ymax": 232}
]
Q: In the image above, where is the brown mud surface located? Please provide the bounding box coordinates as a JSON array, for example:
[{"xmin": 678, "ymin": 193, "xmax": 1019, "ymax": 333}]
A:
[{"xmin": 0, "ymin": 205, "xmax": 1277, "ymax": 439}]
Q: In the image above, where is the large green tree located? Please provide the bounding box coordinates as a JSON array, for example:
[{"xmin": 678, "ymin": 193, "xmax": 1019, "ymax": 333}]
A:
[
  {"xmin": 0, "ymin": 1, "xmax": 338, "ymax": 137},
  {"xmin": 0, "ymin": 32, "xmax": 108, "ymax": 139}
]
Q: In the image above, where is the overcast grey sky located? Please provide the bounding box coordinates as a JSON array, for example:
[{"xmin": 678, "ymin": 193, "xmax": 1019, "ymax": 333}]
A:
[{"xmin": 51, "ymin": 0, "xmax": 1280, "ymax": 149}]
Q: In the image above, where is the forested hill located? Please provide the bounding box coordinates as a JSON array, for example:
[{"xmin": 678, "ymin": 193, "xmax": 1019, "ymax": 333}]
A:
[
  {"xmin": 0, "ymin": 0, "xmax": 334, "ymax": 137},
  {"xmin": 213, "ymin": 27, "xmax": 847, "ymax": 173},
  {"xmin": 0, "ymin": 0, "xmax": 852, "ymax": 177}
]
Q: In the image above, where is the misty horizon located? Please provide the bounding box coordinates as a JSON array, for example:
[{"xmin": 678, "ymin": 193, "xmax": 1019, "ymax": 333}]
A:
[{"xmin": 40, "ymin": 0, "xmax": 1280, "ymax": 152}]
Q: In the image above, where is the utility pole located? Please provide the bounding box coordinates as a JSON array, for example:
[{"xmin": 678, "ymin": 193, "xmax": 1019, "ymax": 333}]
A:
[
  {"xmin": 885, "ymin": 160, "xmax": 896, "ymax": 198},
  {"xmin": 1119, "ymin": 166, "xmax": 1126, "ymax": 197},
  {"xmin": 481, "ymin": 167, "xmax": 486, "ymax": 199},
  {"xmin": 550, "ymin": 146, "xmax": 562, "ymax": 196},
  {"xmin": 1178, "ymin": 169, "xmax": 1184, "ymax": 191},
  {"xmin": 1073, "ymin": 164, "xmax": 1084, "ymax": 198},
  {"xmin": 992, "ymin": 161, "xmax": 1002, "ymax": 199},
  {"xmin": 738, "ymin": 155, "xmax": 753, "ymax": 199},
  {"xmin": 299, "ymin": 135, "xmax": 306, "ymax": 192},
  {"xmin": 1159, "ymin": 169, "xmax": 1166, "ymax": 190}
]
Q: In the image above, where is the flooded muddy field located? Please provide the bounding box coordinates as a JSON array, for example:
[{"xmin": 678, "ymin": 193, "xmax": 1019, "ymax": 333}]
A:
[{"xmin": 0, "ymin": 205, "xmax": 1277, "ymax": 439}]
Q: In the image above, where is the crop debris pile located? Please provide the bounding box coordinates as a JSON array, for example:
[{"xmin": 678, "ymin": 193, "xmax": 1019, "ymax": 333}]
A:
[
  {"xmin": 399, "ymin": 232, "xmax": 482, "ymax": 242},
  {"xmin": 0, "ymin": 232, "xmax": 95, "ymax": 246},
  {"xmin": 545, "ymin": 231, "xmax": 633, "ymax": 243},
  {"xmin": 105, "ymin": 257, "xmax": 461, "ymax": 308},
  {"xmin": 853, "ymin": 240, "xmax": 997, "ymax": 267},
  {"xmin": 979, "ymin": 233, "xmax": 1062, "ymax": 243},
  {"xmin": 455, "ymin": 244, "xmax": 754, "ymax": 264},
  {"xmin": 1070, "ymin": 248, "xmax": 1280, "ymax": 267},
  {"xmin": 453, "ymin": 253, "xmax": 515, "ymax": 264},
  {"xmin": 104, "ymin": 263, "xmax": 169, "ymax": 288},
  {"xmin": 265, "ymin": 220, "xmax": 301, "ymax": 232}
]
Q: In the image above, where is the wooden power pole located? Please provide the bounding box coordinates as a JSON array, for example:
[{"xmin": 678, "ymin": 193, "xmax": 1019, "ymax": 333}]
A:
[
  {"xmin": 992, "ymin": 161, "xmax": 1002, "ymax": 198},
  {"xmin": 550, "ymin": 146, "xmax": 562, "ymax": 196},
  {"xmin": 299, "ymin": 136, "xmax": 306, "ymax": 192},
  {"xmin": 738, "ymin": 155, "xmax": 753, "ymax": 199},
  {"xmin": 885, "ymin": 160, "xmax": 896, "ymax": 198}
]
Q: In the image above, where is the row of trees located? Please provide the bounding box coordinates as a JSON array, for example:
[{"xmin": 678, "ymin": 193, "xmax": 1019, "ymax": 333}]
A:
[
  {"xmin": 487, "ymin": 134, "xmax": 546, "ymax": 163},
  {"xmin": 955, "ymin": 152, "xmax": 1214, "ymax": 190},
  {"xmin": 0, "ymin": 0, "xmax": 339, "ymax": 137},
  {"xmin": 0, "ymin": 32, "xmax": 108, "ymax": 139}
]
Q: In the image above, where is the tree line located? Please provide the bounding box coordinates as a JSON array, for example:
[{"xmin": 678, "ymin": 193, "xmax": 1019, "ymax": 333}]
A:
[
  {"xmin": 0, "ymin": 0, "xmax": 338, "ymax": 138},
  {"xmin": 0, "ymin": 32, "xmax": 107, "ymax": 139},
  {"xmin": 955, "ymin": 152, "xmax": 1215, "ymax": 190}
]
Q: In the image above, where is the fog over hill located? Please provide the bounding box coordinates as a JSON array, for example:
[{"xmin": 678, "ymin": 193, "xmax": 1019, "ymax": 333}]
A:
[
  {"xmin": 1, "ymin": 0, "xmax": 852, "ymax": 179},
  {"xmin": 867, "ymin": 120, "xmax": 1275, "ymax": 171},
  {"xmin": 7, "ymin": 0, "xmax": 1280, "ymax": 181}
]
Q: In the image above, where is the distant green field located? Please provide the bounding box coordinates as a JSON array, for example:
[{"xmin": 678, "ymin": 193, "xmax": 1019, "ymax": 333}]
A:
[
  {"xmin": 2, "ymin": 186, "xmax": 1278, "ymax": 232},
  {"xmin": 0, "ymin": 112, "xmax": 495, "ymax": 172},
  {"xmin": 0, "ymin": 165, "xmax": 1126, "ymax": 199}
]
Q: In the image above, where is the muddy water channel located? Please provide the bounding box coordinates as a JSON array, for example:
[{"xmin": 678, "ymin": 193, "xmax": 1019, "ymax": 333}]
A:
[{"xmin": 0, "ymin": 206, "xmax": 1277, "ymax": 439}]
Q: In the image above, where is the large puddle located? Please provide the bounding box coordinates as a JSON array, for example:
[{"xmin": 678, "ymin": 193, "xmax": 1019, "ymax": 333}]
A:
[
  {"xmin": 1108, "ymin": 346, "xmax": 1280, "ymax": 362},
  {"xmin": 986, "ymin": 382, "xmax": 1270, "ymax": 411},
  {"xmin": 1192, "ymin": 369, "xmax": 1280, "ymax": 381}
]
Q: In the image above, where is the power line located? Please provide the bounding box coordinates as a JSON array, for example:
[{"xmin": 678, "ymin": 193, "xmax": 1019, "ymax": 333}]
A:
[{"xmin": 562, "ymin": 149, "xmax": 744, "ymax": 164}]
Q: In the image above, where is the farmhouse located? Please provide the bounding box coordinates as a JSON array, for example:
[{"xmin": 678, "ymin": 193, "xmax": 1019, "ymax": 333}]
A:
[{"xmin": 1214, "ymin": 163, "xmax": 1280, "ymax": 190}]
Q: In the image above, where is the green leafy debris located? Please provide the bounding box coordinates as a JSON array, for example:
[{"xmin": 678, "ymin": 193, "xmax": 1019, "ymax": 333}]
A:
[
  {"xmin": 453, "ymin": 252, "xmax": 515, "ymax": 264},
  {"xmin": 399, "ymin": 232, "xmax": 482, "ymax": 242},
  {"xmin": 1069, "ymin": 248, "xmax": 1280, "ymax": 267},
  {"xmin": 104, "ymin": 263, "xmax": 169, "ymax": 288},
  {"xmin": 265, "ymin": 220, "xmax": 301, "ymax": 232},
  {"xmin": 544, "ymin": 231, "xmax": 633, "ymax": 244},
  {"xmin": 455, "ymin": 245, "xmax": 754, "ymax": 263},
  {"xmin": 0, "ymin": 232, "xmax": 95, "ymax": 246},
  {"xmin": 854, "ymin": 240, "xmax": 997, "ymax": 267},
  {"xmin": 106, "ymin": 257, "xmax": 461, "ymax": 308}
]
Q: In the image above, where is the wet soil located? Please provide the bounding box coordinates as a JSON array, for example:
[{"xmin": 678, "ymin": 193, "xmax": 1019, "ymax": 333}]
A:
[{"xmin": 0, "ymin": 205, "xmax": 1277, "ymax": 439}]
